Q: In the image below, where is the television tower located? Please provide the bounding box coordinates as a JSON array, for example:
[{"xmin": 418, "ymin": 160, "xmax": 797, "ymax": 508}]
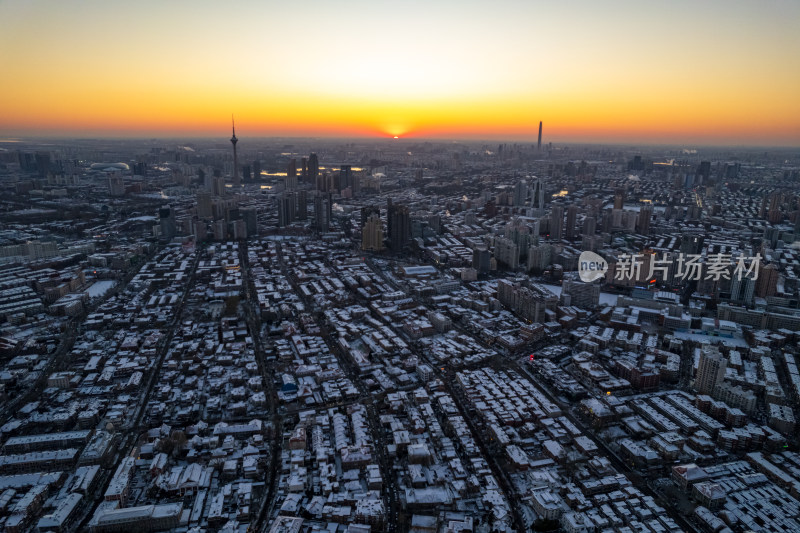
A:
[
  {"xmin": 231, "ymin": 115, "xmax": 240, "ymax": 187},
  {"xmin": 537, "ymin": 121, "xmax": 542, "ymax": 151}
]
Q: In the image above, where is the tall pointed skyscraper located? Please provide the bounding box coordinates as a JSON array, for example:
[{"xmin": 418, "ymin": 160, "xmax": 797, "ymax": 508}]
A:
[
  {"xmin": 537, "ymin": 121, "xmax": 543, "ymax": 151},
  {"xmin": 231, "ymin": 116, "xmax": 240, "ymax": 187}
]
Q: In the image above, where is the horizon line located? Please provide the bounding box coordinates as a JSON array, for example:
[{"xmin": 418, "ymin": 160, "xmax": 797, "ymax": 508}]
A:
[{"xmin": 1, "ymin": 134, "xmax": 798, "ymax": 151}]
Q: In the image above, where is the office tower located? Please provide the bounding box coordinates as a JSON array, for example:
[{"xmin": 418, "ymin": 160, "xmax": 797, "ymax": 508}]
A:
[
  {"xmin": 308, "ymin": 153, "xmax": 319, "ymax": 186},
  {"xmin": 159, "ymin": 207, "xmax": 177, "ymax": 241},
  {"xmin": 582, "ymin": 216, "xmax": 596, "ymax": 237},
  {"xmin": 108, "ymin": 175, "xmax": 125, "ymax": 197},
  {"xmin": 278, "ymin": 193, "xmax": 296, "ymax": 227},
  {"xmin": 513, "ymin": 180, "xmax": 528, "ymax": 207},
  {"xmin": 389, "ymin": 203, "xmax": 410, "ymax": 252},
  {"xmin": 696, "ymin": 346, "xmax": 727, "ymax": 395},
  {"xmin": 296, "ymin": 190, "xmax": 308, "ymax": 220},
  {"xmin": 550, "ymin": 205, "xmax": 564, "ymax": 241},
  {"xmin": 230, "ymin": 117, "xmax": 240, "ymax": 187},
  {"xmin": 537, "ymin": 121, "xmax": 542, "ymax": 151},
  {"xmin": 196, "ymin": 192, "xmax": 212, "ymax": 219},
  {"xmin": 531, "ymin": 178, "xmax": 546, "ymax": 210},
  {"xmin": 565, "ymin": 204, "xmax": 578, "ymax": 241},
  {"xmin": 361, "ymin": 213, "xmax": 384, "ymax": 251},
  {"xmin": 637, "ymin": 205, "xmax": 653, "ymax": 235},
  {"xmin": 252, "ymin": 160, "xmax": 261, "ymax": 181},
  {"xmin": 301, "ymin": 157, "xmax": 308, "ymax": 181}
]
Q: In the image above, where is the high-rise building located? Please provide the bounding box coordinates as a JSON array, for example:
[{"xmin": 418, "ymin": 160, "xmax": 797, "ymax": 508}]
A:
[
  {"xmin": 695, "ymin": 346, "xmax": 726, "ymax": 395},
  {"xmin": 339, "ymin": 165, "xmax": 352, "ymax": 193},
  {"xmin": 361, "ymin": 205, "xmax": 380, "ymax": 227},
  {"xmin": 730, "ymin": 272, "xmax": 756, "ymax": 305},
  {"xmin": 528, "ymin": 243, "xmax": 554, "ymax": 273},
  {"xmin": 159, "ymin": 207, "xmax": 177, "ymax": 241},
  {"xmin": 582, "ymin": 216, "xmax": 596, "ymax": 237},
  {"xmin": 196, "ymin": 192, "xmax": 212, "ymax": 219},
  {"xmin": 386, "ymin": 198, "xmax": 393, "ymax": 241},
  {"xmin": 388, "ymin": 203, "xmax": 410, "ymax": 252},
  {"xmin": 473, "ymin": 248, "xmax": 492, "ymax": 274},
  {"xmin": 513, "ymin": 180, "xmax": 528, "ymax": 207},
  {"xmin": 361, "ymin": 213, "xmax": 384, "ymax": 251},
  {"xmin": 212, "ymin": 176, "xmax": 227, "ymax": 197},
  {"xmin": 638, "ymin": 205, "xmax": 653, "ymax": 236},
  {"xmin": 537, "ymin": 121, "xmax": 543, "ymax": 151},
  {"xmin": 531, "ymin": 178, "xmax": 546, "ymax": 210},
  {"xmin": 308, "ymin": 153, "xmax": 319, "ymax": 186},
  {"xmin": 296, "ymin": 190, "xmax": 308, "ymax": 220},
  {"xmin": 550, "ymin": 205, "xmax": 564, "ymax": 241},
  {"xmin": 314, "ymin": 194, "xmax": 329, "ymax": 232},
  {"xmin": 497, "ymin": 280, "xmax": 557, "ymax": 323},
  {"xmin": 230, "ymin": 117, "xmax": 240, "ymax": 187},
  {"xmin": 561, "ymin": 276, "xmax": 600, "ymax": 308},
  {"xmin": 565, "ymin": 204, "xmax": 578, "ymax": 241},
  {"xmin": 278, "ymin": 193, "xmax": 296, "ymax": 227},
  {"xmin": 108, "ymin": 175, "xmax": 125, "ymax": 197},
  {"xmin": 241, "ymin": 207, "xmax": 257, "ymax": 236},
  {"xmin": 286, "ymin": 159, "xmax": 297, "ymax": 190},
  {"xmin": 756, "ymin": 264, "xmax": 779, "ymax": 298},
  {"xmin": 504, "ymin": 219, "xmax": 533, "ymax": 251},
  {"xmin": 213, "ymin": 219, "xmax": 227, "ymax": 240},
  {"xmin": 494, "ymin": 237, "xmax": 520, "ymax": 269},
  {"xmin": 192, "ymin": 219, "xmax": 208, "ymax": 242},
  {"xmin": 614, "ymin": 188, "xmax": 625, "ymax": 210}
]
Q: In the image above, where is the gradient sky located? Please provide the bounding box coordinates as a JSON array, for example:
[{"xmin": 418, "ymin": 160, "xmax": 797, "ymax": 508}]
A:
[{"xmin": 1, "ymin": 0, "xmax": 799, "ymax": 145}]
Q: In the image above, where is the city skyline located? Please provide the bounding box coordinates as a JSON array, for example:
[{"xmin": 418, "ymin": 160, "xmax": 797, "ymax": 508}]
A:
[{"xmin": 1, "ymin": 0, "xmax": 799, "ymax": 146}]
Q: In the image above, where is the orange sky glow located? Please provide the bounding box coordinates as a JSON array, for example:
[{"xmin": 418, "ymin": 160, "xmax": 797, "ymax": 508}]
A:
[{"xmin": 1, "ymin": 0, "xmax": 798, "ymax": 145}]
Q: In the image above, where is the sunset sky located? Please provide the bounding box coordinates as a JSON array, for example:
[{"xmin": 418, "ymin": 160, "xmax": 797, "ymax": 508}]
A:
[{"xmin": 1, "ymin": 0, "xmax": 798, "ymax": 145}]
